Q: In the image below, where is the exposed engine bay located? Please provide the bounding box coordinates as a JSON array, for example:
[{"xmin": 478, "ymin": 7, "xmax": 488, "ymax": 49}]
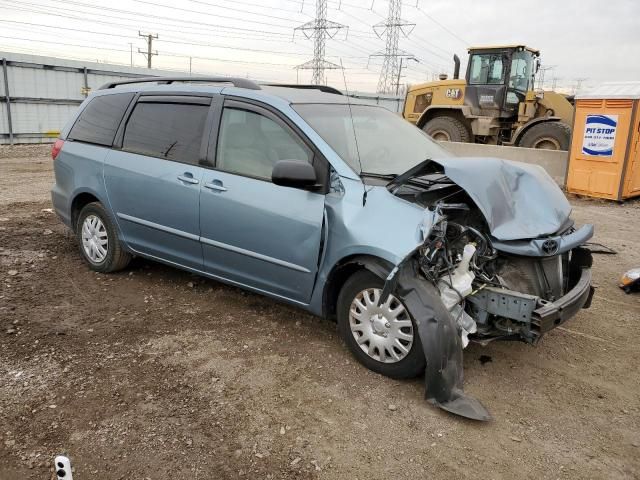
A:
[
  {"xmin": 366, "ymin": 158, "xmax": 595, "ymax": 421},
  {"xmin": 413, "ymin": 201, "xmax": 593, "ymax": 346}
]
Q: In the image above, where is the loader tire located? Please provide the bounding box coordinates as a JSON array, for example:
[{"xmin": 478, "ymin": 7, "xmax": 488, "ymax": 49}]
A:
[
  {"xmin": 518, "ymin": 121, "xmax": 571, "ymax": 151},
  {"xmin": 423, "ymin": 116, "xmax": 471, "ymax": 143}
]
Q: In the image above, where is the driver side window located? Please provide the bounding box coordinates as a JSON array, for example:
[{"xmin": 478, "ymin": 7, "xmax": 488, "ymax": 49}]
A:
[
  {"xmin": 216, "ymin": 107, "xmax": 312, "ymax": 180},
  {"xmin": 508, "ymin": 54, "xmax": 531, "ymax": 91}
]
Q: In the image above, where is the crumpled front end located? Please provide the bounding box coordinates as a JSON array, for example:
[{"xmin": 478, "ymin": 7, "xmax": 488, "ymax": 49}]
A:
[{"xmin": 382, "ymin": 157, "xmax": 595, "ymax": 421}]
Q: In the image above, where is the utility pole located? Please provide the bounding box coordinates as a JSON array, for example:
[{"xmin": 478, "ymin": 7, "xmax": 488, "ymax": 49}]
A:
[
  {"xmin": 395, "ymin": 56, "xmax": 418, "ymax": 95},
  {"xmin": 294, "ymin": 0, "xmax": 347, "ymax": 85},
  {"xmin": 128, "ymin": 43, "xmax": 133, "ymax": 67},
  {"xmin": 369, "ymin": 0, "xmax": 415, "ymax": 94},
  {"xmin": 138, "ymin": 31, "xmax": 158, "ymax": 69}
]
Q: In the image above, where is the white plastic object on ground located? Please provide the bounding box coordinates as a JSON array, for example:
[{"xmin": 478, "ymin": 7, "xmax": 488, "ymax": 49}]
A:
[
  {"xmin": 438, "ymin": 243, "xmax": 478, "ymax": 348},
  {"xmin": 54, "ymin": 455, "xmax": 73, "ymax": 480}
]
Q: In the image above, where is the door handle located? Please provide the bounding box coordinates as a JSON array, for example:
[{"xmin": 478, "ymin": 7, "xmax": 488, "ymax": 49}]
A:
[
  {"xmin": 204, "ymin": 180, "xmax": 227, "ymax": 192},
  {"xmin": 177, "ymin": 174, "xmax": 199, "ymax": 185}
]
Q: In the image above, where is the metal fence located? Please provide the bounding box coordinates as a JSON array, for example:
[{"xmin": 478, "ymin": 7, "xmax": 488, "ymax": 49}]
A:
[
  {"xmin": 0, "ymin": 52, "xmax": 183, "ymax": 144},
  {"xmin": 0, "ymin": 51, "xmax": 404, "ymax": 145}
]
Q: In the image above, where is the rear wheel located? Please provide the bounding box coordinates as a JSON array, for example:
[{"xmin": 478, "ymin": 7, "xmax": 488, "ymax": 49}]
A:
[
  {"xmin": 76, "ymin": 202, "xmax": 131, "ymax": 273},
  {"xmin": 337, "ymin": 270, "xmax": 425, "ymax": 379},
  {"xmin": 518, "ymin": 121, "xmax": 571, "ymax": 150},
  {"xmin": 423, "ymin": 115, "xmax": 471, "ymax": 143}
]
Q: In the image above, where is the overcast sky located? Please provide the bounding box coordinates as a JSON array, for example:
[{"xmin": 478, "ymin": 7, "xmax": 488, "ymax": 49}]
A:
[{"xmin": 1, "ymin": 0, "xmax": 638, "ymax": 93}]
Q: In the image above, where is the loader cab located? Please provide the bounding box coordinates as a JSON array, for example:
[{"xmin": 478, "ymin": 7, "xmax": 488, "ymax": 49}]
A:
[{"xmin": 464, "ymin": 45, "xmax": 539, "ymax": 119}]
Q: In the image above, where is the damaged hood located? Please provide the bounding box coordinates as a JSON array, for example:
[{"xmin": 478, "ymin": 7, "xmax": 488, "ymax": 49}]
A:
[{"xmin": 433, "ymin": 157, "xmax": 571, "ymax": 241}]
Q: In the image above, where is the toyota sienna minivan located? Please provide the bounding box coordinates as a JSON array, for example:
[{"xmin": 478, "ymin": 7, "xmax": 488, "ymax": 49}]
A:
[{"xmin": 51, "ymin": 76, "xmax": 594, "ymax": 420}]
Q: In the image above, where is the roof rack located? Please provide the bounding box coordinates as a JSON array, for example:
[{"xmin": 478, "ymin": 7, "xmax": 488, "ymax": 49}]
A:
[
  {"xmin": 99, "ymin": 76, "xmax": 261, "ymax": 90},
  {"xmin": 264, "ymin": 84, "xmax": 343, "ymax": 95}
]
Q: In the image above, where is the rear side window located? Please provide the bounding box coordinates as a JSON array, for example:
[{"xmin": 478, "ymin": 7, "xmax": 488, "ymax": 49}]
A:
[
  {"xmin": 123, "ymin": 102, "xmax": 209, "ymax": 165},
  {"xmin": 68, "ymin": 93, "xmax": 134, "ymax": 146}
]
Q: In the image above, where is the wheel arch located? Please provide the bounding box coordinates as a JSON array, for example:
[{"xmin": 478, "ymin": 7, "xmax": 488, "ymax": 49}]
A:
[
  {"xmin": 322, "ymin": 254, "xmax": 395, "ymax": 321},
  {"xmin": 511, "ymin": 116, "xmax": 562, "ymax": 146},
  {"xmin": 416, "ymin": 106, "xmax": 472, "ymax": 130},
  {"xmin": 70, "ymin": 189, "xmax": 103, "ymax": 232}
]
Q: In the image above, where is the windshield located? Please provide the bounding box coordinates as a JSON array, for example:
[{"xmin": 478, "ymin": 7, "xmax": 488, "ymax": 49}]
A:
[{"xmin": 292, "ymin": 104, "xmax": 452, "ymax": 176}]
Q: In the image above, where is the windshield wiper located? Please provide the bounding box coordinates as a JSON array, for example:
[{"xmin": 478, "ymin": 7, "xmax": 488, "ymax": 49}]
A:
[
  {"xmin": 360, "ymin": 172, "xmax": 396, "ymax": 180},
  {"xmin": 386, "ymin": 158, "xmax": 434, "ymax": 194}
]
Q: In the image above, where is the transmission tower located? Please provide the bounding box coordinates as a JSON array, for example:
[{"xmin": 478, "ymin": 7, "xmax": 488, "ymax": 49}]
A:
[
  {"xmin": 294, "ymin": 0, "xmax": 347, "ymax": 85},
  {"xmin": 370, "ymin": 0, "xmax": 415, "ymax": 93},
  {"xmin": 572, "ymin": 77, "xmax": 588, "ymax": 95}
]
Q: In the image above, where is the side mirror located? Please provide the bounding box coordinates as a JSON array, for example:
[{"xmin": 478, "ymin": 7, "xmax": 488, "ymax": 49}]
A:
[
  {"xmin": 535, "ymin": 58, "xmax": 541, "ymax": 74},
  {"xmin": 272, "ymin": 160, "xmax": 318, "ymax": 189}
]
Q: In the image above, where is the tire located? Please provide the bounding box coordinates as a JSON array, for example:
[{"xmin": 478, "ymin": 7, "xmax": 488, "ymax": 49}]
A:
[
  {"xmin": 337, "ymin": 270, "xmax": 425, "ymax": 379},
  {"xmin": 76, "ymin": 202, "xmax": 131, "ymax": 273},
  {"xmin": 518, "ymin": 121, "xmax": 571, "ymax": 150},
  {"xmin": 423, "ymin": 115, "xmax": 471, "ymax": 143}
]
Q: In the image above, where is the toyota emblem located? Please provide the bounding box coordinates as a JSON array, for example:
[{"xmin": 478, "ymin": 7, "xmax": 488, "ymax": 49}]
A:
[{"xmin": 541, "ymin": 239, "xmax": 559, "ymax": 255}]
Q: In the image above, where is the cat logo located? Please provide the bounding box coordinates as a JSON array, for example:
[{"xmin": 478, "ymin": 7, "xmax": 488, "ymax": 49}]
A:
[{"xmin": 445, "ymin": 88, "xmax": 462, "ymax": 100}]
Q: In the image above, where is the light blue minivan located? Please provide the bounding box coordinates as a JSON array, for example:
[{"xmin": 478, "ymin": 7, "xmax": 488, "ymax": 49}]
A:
[{"xmin": 52, "ymin": 77, "xmax": 594, "ymax": 420}]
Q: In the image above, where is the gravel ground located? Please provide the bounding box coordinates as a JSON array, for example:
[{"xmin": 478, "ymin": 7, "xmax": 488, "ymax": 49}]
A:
[{"xmin": 1, "ymin": 146, "xmax": 639, "ymax": 479}]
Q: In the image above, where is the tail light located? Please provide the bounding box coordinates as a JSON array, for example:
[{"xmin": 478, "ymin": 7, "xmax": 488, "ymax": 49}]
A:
[{"xmin": 51, "ymin": 139, "xmax": 64, "ymax": 160}]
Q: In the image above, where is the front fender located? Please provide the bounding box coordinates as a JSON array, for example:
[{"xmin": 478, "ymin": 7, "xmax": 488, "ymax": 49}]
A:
[
  {"xmin": 394, "ymin": 261, "xmax": 492, "ymax": 421},
  {"xmin": 416, "ymin": 105, "xmax": 473, "ymax": 129}
]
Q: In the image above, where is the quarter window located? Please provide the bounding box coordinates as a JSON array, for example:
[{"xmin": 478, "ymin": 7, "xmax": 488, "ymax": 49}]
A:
[
  {"xmin": 68, "ymin": 93, "xmax": 134, "ymax": 146},
  {"xmin": 216, "ymin": 107, "xmax": 312, "ymax": 180},
  {"xmin": 123, "ymin": 102, "xmax": 209, "ymax": 165}
]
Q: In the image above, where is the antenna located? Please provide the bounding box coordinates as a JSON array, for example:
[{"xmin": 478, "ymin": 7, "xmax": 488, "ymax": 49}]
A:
[{"xmin": 339, "ymin": 59, "xmax": 367, "ymax": 205}]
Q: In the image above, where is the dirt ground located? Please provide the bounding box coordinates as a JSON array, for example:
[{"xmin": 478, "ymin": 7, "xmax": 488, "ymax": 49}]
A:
[{"xmin": 1, "ymin": 145, "xmax": 639, "ymax": 480}]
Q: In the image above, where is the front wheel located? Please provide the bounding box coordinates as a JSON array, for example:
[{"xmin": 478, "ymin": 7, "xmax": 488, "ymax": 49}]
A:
[
  {"xmin": 518, "ymin": 121, "xmax": 571, "ymax": 150},
  {"xmin": 423, "ymin": 116, "xmax": 472, "ymax": 143},
  {"xmin": 337, "ymin": 270, "xmax": 425, "ymax": 379},
  {"xmin": 76, "ymin": 202, "xmax": 131, "ymax": 273}
]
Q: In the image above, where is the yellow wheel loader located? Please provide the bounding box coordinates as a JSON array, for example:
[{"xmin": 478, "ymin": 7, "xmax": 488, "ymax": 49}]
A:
[{"xmin": 403, "ymin": 45, "xmax": 574, "ymax": 150}]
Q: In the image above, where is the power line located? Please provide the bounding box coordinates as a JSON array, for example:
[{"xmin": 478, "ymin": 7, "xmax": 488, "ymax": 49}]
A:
[
  {"xmin": 0, "ymin": 4, "xmax": 297, "ymax": 43},
  {"xmin": 0, "ymin": 19, "xmax": 322, "ymax": 60},
  {"xmin": 0, "ymin": 33, "xmax": 373, "ymax": 71},
  {"xmin": 2, "ymin": 0, "xmax": 293, "ymax": 37},
  {"xmin": 411, "ymin": 4, "xmax": 469, "ymax": 46},
  {"xmin": 0, "ymin": 34, "xmax": 299, "ymax": 68},
  {"xmin": 1, "ymin": 0, "xmax": 378, "ymax": 43},
  {"xmin": 188, "ymin": 0, "xmax": 310, "ymax": 17},
  {"xmin": 0, "ymin": 34, "xmax": 132, "ymax": 53},
  {"xmin": 132, "ymin": 0, "xmax": 302, "ymax": 29}
]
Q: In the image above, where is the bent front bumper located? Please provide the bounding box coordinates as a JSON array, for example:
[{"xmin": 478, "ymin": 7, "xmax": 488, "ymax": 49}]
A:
[{"xmin": 531, "ymin": 267, "xmax": 594, "ymax": 336}]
